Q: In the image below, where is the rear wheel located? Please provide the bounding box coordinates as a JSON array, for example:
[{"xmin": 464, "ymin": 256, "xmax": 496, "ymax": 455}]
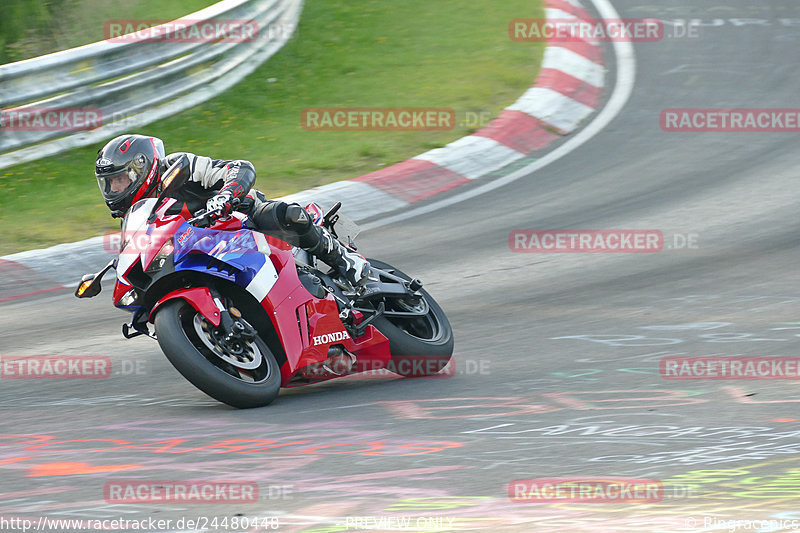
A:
[
  {"xmin": 363, "ymin": 260, "xmax": 454, "ymax": 377},
  {"xmin": 154, "ymin": 300, "xmax": 281, "ymax": 408}
]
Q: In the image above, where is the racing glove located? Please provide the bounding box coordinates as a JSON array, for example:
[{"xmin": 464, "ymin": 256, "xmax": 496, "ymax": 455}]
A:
[{"xmin": 206, "ymin": 191, "xmax": 234, "ymax": 217}]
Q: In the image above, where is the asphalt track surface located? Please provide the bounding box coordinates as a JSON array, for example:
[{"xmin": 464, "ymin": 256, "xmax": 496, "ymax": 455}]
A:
[{"xmin": 3, "ymin": 1, "xmax": 800, "ymax": 532}]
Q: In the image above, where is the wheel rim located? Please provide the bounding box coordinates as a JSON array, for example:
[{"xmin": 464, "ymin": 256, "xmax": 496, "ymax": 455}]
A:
[
  {"xmin": 385, "ymin": 296, "xmax": 445, "ymax": 343},
  {"xmin": 177, "ymin": 306, "xmax": 272, "ymax": 384}
]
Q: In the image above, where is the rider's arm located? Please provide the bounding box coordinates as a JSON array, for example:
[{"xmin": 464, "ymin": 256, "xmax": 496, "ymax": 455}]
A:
[{"xmin": 165, "ymin": 152, "xmax": 256, "ymax": 201}]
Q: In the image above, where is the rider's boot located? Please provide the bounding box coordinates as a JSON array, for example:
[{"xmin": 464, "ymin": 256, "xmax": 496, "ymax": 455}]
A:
[
  {"xmin": 249, "ymin": 200, "xmax": 371, "ymax": 287},
  {"xmin": 305, "ymin": 224, "xmax": 371, "ymax": 287}
]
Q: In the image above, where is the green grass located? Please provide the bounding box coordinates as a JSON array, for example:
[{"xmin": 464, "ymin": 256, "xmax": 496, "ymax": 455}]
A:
[{"xmin": 0, "ymin": 0, "xmax": 545, "ymax": 255}]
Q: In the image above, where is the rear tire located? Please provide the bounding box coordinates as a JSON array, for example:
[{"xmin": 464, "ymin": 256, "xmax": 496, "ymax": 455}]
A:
[
  {"xmin": 154, "ymin": 300, "xmax": 281, "ymax": 408},
  {"xmin": 366, "ymin": 260, "xmax": 454, "ymax": 377}
]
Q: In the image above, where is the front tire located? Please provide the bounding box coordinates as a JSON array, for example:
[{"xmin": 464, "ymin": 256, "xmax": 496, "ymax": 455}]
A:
[
  {"xmin": 154, "ymin": 300, "xmax": 281, "ymax": 408},
  {"xmin": 365, "ymin": 260, "xmax": 454, "ymax": 377}
]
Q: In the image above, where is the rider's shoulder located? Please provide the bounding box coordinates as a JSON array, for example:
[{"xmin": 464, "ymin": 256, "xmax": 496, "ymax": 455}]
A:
[{"xmin": 165, "ymin": 151, "xmax": 197, "ymax": 162}]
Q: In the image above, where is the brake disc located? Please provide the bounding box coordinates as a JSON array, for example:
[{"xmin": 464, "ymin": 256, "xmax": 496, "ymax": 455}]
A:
[{"xmin": 192, "ymin": 314, "xmax": 263, "ymax": 370}]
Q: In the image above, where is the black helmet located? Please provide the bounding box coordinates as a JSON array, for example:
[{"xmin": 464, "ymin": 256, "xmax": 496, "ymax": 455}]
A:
[{"xmin": 95, "ymin": 134, "xmax": 166, "ymax": 217}]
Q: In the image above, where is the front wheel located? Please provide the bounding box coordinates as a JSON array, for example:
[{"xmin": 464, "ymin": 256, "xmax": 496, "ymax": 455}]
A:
[
  {"xmin": 154, "ymin": 300, "xmax": 281, "ymax": 408},
  {"xmin": 365, "ymin": 260, "xmax": 454, "ymax": 377}
]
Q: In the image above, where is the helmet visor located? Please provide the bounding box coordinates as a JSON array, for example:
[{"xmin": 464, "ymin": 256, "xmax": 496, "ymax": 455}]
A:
[{"xmin": 96, "ymin": 154, "xmax": 149, "ymax": 202}]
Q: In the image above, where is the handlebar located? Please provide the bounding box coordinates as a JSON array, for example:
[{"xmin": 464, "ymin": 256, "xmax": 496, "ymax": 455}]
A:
[
  {"xmin": 187, "ymin": 198, "xmax": 242, "ymax": 228},
  {"xmin": 186, "ymin": 208, "xmax": 220, "ymax": 228}
]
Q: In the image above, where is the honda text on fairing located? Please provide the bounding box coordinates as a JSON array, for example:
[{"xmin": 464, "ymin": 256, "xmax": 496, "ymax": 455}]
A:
[{"xmin": 75, "ymin": 156, "xmax": 454, "ymax": 408}]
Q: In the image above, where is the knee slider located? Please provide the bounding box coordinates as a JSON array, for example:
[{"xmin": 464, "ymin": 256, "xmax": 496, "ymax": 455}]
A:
[{"xmin": 283, "ymin": 203, "xmax": 312, "ymax": 231}]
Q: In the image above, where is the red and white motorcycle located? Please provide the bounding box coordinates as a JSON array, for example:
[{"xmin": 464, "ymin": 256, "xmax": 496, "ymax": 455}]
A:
[{"xmin": 76, "ymin": 157, "xmax": 453, "ymax": 408}]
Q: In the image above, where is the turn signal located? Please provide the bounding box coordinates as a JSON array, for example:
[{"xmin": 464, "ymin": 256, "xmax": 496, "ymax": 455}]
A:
[{"xmin": 77, "ymin": 280, "xmax": 92, "ymax": 296}]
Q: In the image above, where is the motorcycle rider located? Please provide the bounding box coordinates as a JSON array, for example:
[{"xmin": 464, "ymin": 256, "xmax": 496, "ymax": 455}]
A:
[{"xmin": 94, "ymin": 134, "xmax": 370, "ymax": 286}]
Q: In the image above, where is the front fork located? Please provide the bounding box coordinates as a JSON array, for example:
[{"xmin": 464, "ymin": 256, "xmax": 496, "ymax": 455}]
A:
[{"xmin": 210, "ymin": 289, "xmax": 259, "ymax": 350}]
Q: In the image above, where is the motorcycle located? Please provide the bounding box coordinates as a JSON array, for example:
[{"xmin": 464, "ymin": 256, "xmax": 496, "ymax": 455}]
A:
[{"xmin": 75, "ymin": 156, "xmax": 454, "ymax": 408}]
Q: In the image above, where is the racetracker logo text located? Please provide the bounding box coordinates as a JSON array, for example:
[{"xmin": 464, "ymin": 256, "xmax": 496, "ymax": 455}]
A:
[
  {"xmin": 301, "ymin": 108, "xmax": 456, "ymax": 131},
  {"xmin": 510, "ymin": 18, "xmax": 663, "ymax": 42},
  {"xmin": 0, "ymin": 108, "xmax": 102, "ymax": 131},
  {"xmin": 509, "ymin": 478, "xmax": 664, "ymax": 503},
  {"xmin": 104, "ymin": 481, "xmax": 258, "ymax": 503},
  {"xmin": 509, "ymin": 230, "xmax": 664, "ymax": 253},
  {"xmin": 104, "ymin": 19, "xmax": 259, "ymax": 43},
  {"xmin": 312, "ymin": 331, "xmax": 351, "ymax": 346},
  {"xmin": 1, "ymin": 356, "xmax": 111, "ymax": 379},
  {"xmin": 660, "ymin": 356, "xmax": 800, "ymax": 380},
  {"xmin": 661, "ymin": 108, "xmax": 800, "ymax": 132}
]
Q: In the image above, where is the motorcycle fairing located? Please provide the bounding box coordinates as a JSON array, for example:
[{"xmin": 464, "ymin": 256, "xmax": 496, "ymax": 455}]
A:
[
  {"xmin": 149, "ymin": 286, "xmax": 222, "ymax": 327},
  {"xmin": 116, "ymin": 198, "xmax": 392, "ymax": 385},
  {"xmin": 171, "ymin": 230, "xmax": 391, "ymax": 385},
  {"xmin": 286, "ymin": 296, "xmax": 391, "ymax": 386}
]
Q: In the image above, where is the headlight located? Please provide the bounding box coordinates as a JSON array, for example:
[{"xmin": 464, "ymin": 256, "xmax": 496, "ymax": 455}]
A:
[
  {"xmin": 146, "ymin": 240, "xmax": 174, "ymax": 273},
  {"xmin": 119, "ymin": 289, "xmax": 138, "ymax": 306}
]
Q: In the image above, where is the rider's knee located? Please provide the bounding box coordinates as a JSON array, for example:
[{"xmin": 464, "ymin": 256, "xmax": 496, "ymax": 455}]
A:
[{"xmin": 251, "ymin": 201, "xmax": 311, "ymax": 234}]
